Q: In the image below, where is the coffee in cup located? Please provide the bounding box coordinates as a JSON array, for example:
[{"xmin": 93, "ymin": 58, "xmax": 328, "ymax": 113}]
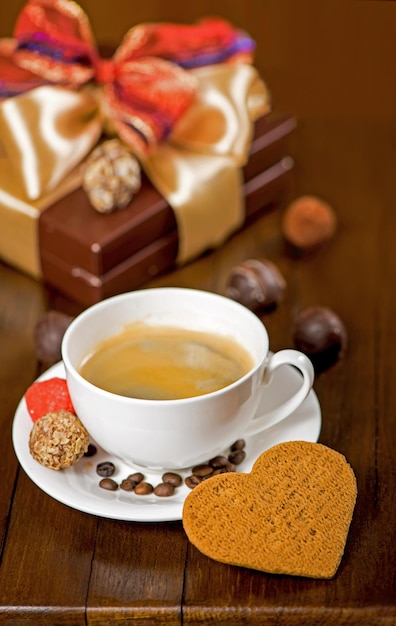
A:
[{"xmin": 79, "ymin": 323, "xmax": 254, "ymax": 400}]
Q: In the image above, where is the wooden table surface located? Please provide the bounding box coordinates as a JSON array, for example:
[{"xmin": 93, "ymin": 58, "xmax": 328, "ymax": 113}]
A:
[{"xmin": 1, "ymin": 2, "xmax": 396, "ymax": 625}]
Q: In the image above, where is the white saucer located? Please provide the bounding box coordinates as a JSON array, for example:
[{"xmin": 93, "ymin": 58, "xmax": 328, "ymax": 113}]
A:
[{"xmin": 12, "ymin": 361, "xmax": 321, "ymax": 522}]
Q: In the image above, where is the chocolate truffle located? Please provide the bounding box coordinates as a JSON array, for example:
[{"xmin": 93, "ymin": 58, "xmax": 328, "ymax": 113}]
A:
[
  {"xmin": 34, "ymin": 310, "xmax": 73, "ymax": 365},
  {"xmin": 293, "ymin": 306, "xmax": 347, "ymax": 372},
  {"xmin": 226, "ymin": 259, "xmax": 286, "ymax": 312},
  {"xmin": 282, "ymin": 195, "xmax": 337, "ymax": 252}
]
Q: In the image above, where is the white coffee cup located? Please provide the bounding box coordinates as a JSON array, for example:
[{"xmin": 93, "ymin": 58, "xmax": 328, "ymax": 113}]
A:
[{"xmin": 62, "ymin": 288, "xmax": 314, "ymax": 470}]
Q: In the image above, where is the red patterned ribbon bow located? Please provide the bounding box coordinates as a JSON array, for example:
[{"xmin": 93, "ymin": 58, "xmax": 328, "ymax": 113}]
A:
[{"xmin": 0, "ymin": 0, "xmax": 255, "ymax": 155}]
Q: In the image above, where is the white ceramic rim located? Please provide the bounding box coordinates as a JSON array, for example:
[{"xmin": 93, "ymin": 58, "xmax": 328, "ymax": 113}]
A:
[{"xmin": 61, "ymin": 287, "xmax": 269, "ymax": 406}]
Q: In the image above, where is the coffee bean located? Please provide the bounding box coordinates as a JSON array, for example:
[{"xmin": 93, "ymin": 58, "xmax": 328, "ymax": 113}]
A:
[
  {"xmin": 162, "ymin": 472, "xmax": 182, "ymax": 487},
  {"xmin": 228, "ymin": 449, "xmax": 246, "ymax": 465},
  {"xmin": 192, "ymin": 464, "xmax": 214, "ymax": 477},
  {"xmin": 231, "ymin": 439, "xmax": 246, "ymax": 451},
  {"xmin": 185, "ymin": 475, "xmax": 202, "ymax": 489},
  {"xmin": 84, "ymin": 443, "xmax": 97, "ymax": 457},
  {"xmin": 154, "ymin": 482, "xmax": 175, "ymax": 497},
  {"xmin": 134, "ymin": 481, "xmax": 154, "ymax": 495},
  {"xmin": 188, "ymin": 473, "xmax": 203, "ymax": 485},
  {"xmin": 209, "ymin": 455, "xmax": 229, "ymax": 468},
  {"xmin": 120, "ymin": 478, "xmax": 135, "ymax": 491},
  {"xmin": 99, "ymin": 478, "xmax": 118, "ymax": 491},
  {"xmin": 211, "ymin": 468, "xmax": 228, "ymax": 476},
  {"xmin": 127, "ymin": 472, "xmax": 144, "ymax": 484},
  {"xmin": 96, "ymin": 461, "xmax": 115, "ymax": 477}
]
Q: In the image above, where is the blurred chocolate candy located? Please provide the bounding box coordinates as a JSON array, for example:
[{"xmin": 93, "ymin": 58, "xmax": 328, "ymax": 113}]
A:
[
  {"xmin": 226, "ymin": 259, "xmax": 286, "ymax": 312},
  {"xmin": 282, "ymin": 195, "xmax": 337, "ymax": 253},
  {"xmin": 34, "ymin": 310, "xmax": 73, "ymax": 365},
  {"xmin": 293, "ymin": 306, "xmax": 347, "ymax": 372}
]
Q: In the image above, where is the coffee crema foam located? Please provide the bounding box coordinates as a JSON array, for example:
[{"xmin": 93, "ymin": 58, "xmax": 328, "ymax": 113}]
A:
[{"xmin": 79, "ymin": 323, "xmax": 254, "ymax": 400}]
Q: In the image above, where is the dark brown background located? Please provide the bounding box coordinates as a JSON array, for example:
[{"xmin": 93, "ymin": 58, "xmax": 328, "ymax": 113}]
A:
[
  {"xmin": 2, "ymin": 1, "xmax": 395, "ymax": 119},
  {"xmin": 1, "ymin": 1, "xmax": 396, "ymax": 624}
]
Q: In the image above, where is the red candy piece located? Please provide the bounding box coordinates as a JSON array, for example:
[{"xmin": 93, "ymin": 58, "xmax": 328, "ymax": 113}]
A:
[{"xmin": 25, "ymin": 377, "xmax": 75, "ymax": 422}]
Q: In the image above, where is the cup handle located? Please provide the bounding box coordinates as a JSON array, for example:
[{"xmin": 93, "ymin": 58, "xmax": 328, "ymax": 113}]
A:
[{"xmin": 244, "ymin": 349, "xmax": 315, "ymax": 437}]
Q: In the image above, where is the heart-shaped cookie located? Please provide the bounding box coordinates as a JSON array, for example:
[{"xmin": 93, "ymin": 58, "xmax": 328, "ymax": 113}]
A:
[{"xmin": 182, "ymin": 441, "xmax": 357, "ymax": 578}]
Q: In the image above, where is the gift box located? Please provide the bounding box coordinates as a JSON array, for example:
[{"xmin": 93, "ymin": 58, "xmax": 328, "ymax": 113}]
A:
[
  {"xmin": 0, "ymin": 1, "xmax": 296, "ymax": 305},
  {"xmin": 38, "ymin": 113, "xmax": 296, "ymax": 305}
]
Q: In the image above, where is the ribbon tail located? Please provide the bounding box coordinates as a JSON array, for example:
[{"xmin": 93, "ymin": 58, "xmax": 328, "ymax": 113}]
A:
[
  {"xmin": 0, "ymin": 85, "xmax": 102, "ymax": 200},
  {"xmin": 142, "ymin": 63, "xmax": 270, "ymax": 264},
  {"xmin": 171, "ymin": 64, "xmax": 270, "ymax": 163},
  {"xmin": 144, "ymin": 146, "xmax": 243, "ymax": 263}
]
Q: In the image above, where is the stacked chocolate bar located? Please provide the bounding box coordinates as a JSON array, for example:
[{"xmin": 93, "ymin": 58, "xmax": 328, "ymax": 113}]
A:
[{"xmin": 39, "ymin": 114, "xmax": 296, "ymax": 305}]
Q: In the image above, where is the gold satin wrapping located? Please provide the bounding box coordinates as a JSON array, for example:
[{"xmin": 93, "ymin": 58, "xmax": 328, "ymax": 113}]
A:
[
  {"xmin": 145, "ymin": 64, "xmax": 270, "ymax": 262},
  {"xmin": 0, "ymin": 159, "xmax": 83, "ymax": 276},
  {"xmin": 0, "ymin": 85, "xmax": 102, "ymax": 276},
  {"xmin": 0, "ymin": 64, "xmax": 270, "ymax": 277}
]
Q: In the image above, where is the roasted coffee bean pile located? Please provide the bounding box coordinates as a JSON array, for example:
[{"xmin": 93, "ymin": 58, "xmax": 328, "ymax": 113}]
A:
[
  {"xmin": 90, "ymin": 439, "xmax": 246, "ymax": 497},
  {"xmin": 184, "ymin": 439, "xmax": 246, "ymax": 489}
]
